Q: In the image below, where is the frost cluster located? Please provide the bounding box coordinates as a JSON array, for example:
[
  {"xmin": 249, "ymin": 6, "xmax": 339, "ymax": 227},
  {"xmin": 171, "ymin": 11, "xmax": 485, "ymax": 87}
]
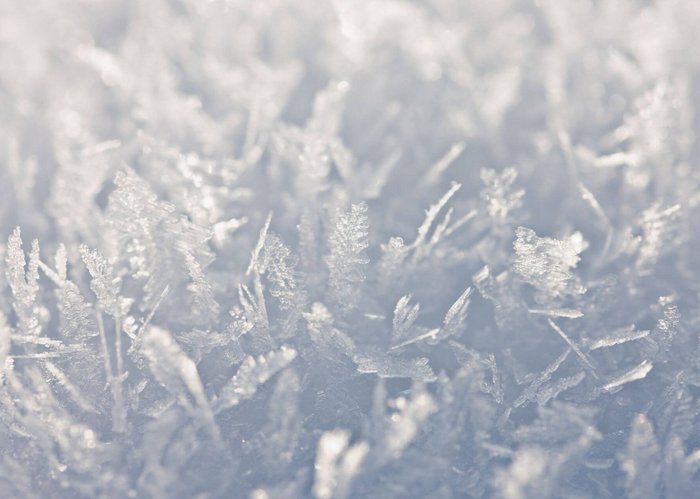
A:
[{"xmin": 2, "ymin": 0, "xmax": 700, "ymax": 498}]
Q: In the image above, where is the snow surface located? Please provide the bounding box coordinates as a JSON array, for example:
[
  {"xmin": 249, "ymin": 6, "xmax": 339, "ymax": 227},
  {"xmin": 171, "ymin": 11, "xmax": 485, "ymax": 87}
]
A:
[{"xmin": 1, "ymin": 0, "xmax": 700, "ymax": 497}]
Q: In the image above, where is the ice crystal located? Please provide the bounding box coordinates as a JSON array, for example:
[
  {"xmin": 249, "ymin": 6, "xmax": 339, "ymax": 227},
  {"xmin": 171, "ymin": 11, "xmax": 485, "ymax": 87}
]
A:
[
  {"xmin": 380, "ymin": 383, "xmax": 437, "ymax": 461},
  {"xmin": 619, "ymin": 414, "xmax": 661, "ymax": 499},
  {"xmin": 106, "ymin": 169, "xmax": 218, "ymax": 322},
  {"xmin": 637, "ymin": 203, "xmax": 682, "ymax": 273},
  {"xmin": 5, "ymin": 228, "xmax": 41, "ymax": 336},
  {"xmin": 80, "ymin": 245, "xmax": 130, "ymax": 323},
  {"xmin": 587, "ymin": 325, "xmax": 650, "ymax": 351},
  {"xmin": 215, "ymin": 346, "xmax": 297, "ymax": 413},
  {"xmin": 480, "ymin": 168, "xmax": 524, "ymax": 224},
  {"xmin": 354, "ymin": 353, "xmax": 437, "ymax": 383},
  {"xmin": 391, "ymin": 294, "xmax": 420, "ymax": 344},
  {"xmin": 313, "ymin": 429, "xmax": 369, "ymax": 499},
  {"xmin": 141, "ymin": 325, "xmax": 219, "ymax": 439},
  {"xmin": 513, "ymin": 227, "xmax": 587, "ymax": 303},
  {"xmin": 602, "ymin": 360, "xmax": 653, "ymax": 392},
  {"xmin": 325, "ymin": 202, "xmax": 370, "ymax": 309},
  {"xmin": 2, "ymin": 0, "xmax": 700, "ymax": 496}
]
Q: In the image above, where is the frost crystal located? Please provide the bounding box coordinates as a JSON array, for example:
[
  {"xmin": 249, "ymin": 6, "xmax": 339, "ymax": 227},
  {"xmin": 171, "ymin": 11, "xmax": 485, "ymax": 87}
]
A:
[
  {"xmin": 326, "ymin": 203, "xmax": 370, "ymax": 309},
  {"xmin": 392, "ymin": 295, "xmax": 420, "ymax": 344},
  {"xmin": 440, "ymin": 287, "xmax": 473, "ymax": 342},
  {"xmin": 355, "ymin": 353, "xmax": 437, "ymax": 382},
  {"xmin": 2, "ymin": 0, "xmax": 700, "ymax": 496},
  {"xmin": 5, "ymin": 228, "xmax": 41, "ymax": 336},
  {"xmin": 513, "ymin": 227, "xmax": 587, "ymax": 303},
  {"xmin": 215, "ymin": 346, "xmax": 297, "ymax": 412},
  {"xmin": 141, "ymin": 326, "xmax": 219, "ymax": 439},
  {"xmin": 381, "ymin": 384, "xmax": 437, "ymax": 460},
  {"xmin": 637, "ymin": 203, "xmax": 681, "ymax": 273},
  {"xmin": 51, "ymin": 270, "xmax": 98, "ymax": 342},
  {"xmin": 410, "ymin": 182, "xmax": 462, "ymax": 262},
  {"xmin": 260, "ymin": 233, "xmax": 306, "ymax": 324},
  {"xmin": 602, "ymin": 360, "xmax": 653, "ymax": 392},
  {"xmin": 313, "ymin": 429, "xmax": 369, "ymax": 499},
  {"xmin": 480, "ymin": 168, "xmax": 524, "ymax": 224},
  {"xmin": 619, "ymin": 414, "xmax": 661, "ymax": 499},
  {"xmin": 587, "ymin": 325, "xmax": 650, "ymax": 351},
  {"xmin": 80, "ymin": 245, "xmax": 130, "ymax": 322},
  {"xmin": 106, "ymin": 169, "xmax": 218, "ymax": 321}
]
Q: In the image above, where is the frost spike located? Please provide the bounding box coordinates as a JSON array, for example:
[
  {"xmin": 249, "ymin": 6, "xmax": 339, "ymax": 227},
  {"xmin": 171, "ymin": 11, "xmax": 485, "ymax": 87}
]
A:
[
  {"xmin": 410, "ymin": 182, "xmax": 461, "ymax": 257},
  {"xmin": 381, "ymin": 383, "xmax": 436, "ymax": 461},
  {"xmin": 513, "ymin": 227, "xmax": 587, "ymax": 302},
  {"xmin": 423, "ymin": 142, "xmax": 466, "ymax": 185},
  {"xmin": 392, "ymin": 294, "xmax": 420, "ymax": 343},
  {"xmin": 246, "ymin": 211, "xmax": 273, "ymax": 276},
  {"xmin": 536, "ymin": 372, "xmax": 586, "ymax": 406},
  {"xmin": 529, "ymin": 308, "xmax": 583, "ymax": 319},
  {"xmin": 44, "ymin": 362, "xmax": 99, "ymax": 414},
  {"xmin": 96, "ymin": 311, "xmax": 126, "ymax": 433},
  {"xmin": 5, "ymin": 228, "xmax": 41, "ymax": 336},
  {"xmin": 313, "ymin": 429, "xmax": 369, "ymax": 499},
  {"xmin": 141, "ymin": 326, "xmax": 220, "ymax": 440},
  {"xmin": 214, "ymin": 346, "xmax": 297, "ymax": 414},
  {"xmin": 354, "ymin": 354, "xmax": 437, "ymax": 382},
  {"xmin": 325, "ymin": 202, "xmax": 370, "ymax": 309},
  {"xmin": 392, "ymin": 287, "xmax": 471, "ymax": 348},
  {"xmin": 444, "ymin": 287, "xmax": 473, "ymax": 332},
  {"xmin": 513, "ymin": 347, "xmax": 571, "ymax": 408},
  {"xmin": 620, "ymin": 414, "xmax": 660, "ymax": 499},
  {"xmin": 603, "ymin": 360, "xmax": 653, "ymax": 392},
  {"xmin": 577, "ymin": 181, "xmax": 611, "ymax": 229},
  {"xmin": 588, "ymin": 326, "xmax": 650, "ymax": 350},
  {"xmin": 547, "ymin": 319, "xmax": 599, "ymax": 379},
  {"xmin": 0, "ymin": 310, "xmax": 11, "ymax": 380},
  {"xmin": 480, "ymin": 167, "xmax": 524, "ymax": 223},
  {"xmin": 443, "ymin": 208, "xmax": 478, "ymax": 238},
  {"xmin": 390, "ymin": 328, "xmax": 440, "ymax": 350}
]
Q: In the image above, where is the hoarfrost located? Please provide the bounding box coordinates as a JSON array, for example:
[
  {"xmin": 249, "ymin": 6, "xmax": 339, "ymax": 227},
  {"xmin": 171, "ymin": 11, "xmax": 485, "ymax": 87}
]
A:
[
  {"xmin": 5, "ymin": 228, "xmax": 41, "ymax": 336},
  {"xmin": 141, "ymin": 326, "xmax": 219, "ymax": 439},
  {"xmin": 619, "ymin": 414, "xmax": 661, "ymax": 499},
  {"xmin": 326, "ymin": 203, "xmax": 370, "ymax": 309},
  {"xmin": 1, "ymin": 0, "xmax": 700, "ymax": 496},
  {"xmin": 215, "ymin": 346, "xmax": 297, "ymax": 412},
  {"xmin": 391, "ymin": 294, "xmax": 420, "ymax": 344},
  {"xmin": 380, "ymin": 383, "xmax": 437, "ymax": 460},
  {"xmin": 313, "ymin": 429, "xmax": 369, "ymax": 499},
  {"xmin": 480, "ymin": 168, "xmax": 524, "ymax": 224},
  {"xmin": 587, "ymin": 325, "xmax": 650, "ymax": 351},
  {"xmin": 354, "ymin": 353, "xmax": 437, "ymax": 383},
  {"xmin": 603, "ymin": 360, "xmax": 653, "ymax": 392},
  {"xmin": 513, "ymin": 227, "xmax": 587, "ymax": 303}
]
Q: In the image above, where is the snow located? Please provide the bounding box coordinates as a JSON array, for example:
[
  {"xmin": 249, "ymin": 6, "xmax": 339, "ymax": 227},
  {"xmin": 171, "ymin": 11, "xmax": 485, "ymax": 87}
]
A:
[{"xmin": 1, "ymin": 0, "xmax": 700, "ymax": 497}]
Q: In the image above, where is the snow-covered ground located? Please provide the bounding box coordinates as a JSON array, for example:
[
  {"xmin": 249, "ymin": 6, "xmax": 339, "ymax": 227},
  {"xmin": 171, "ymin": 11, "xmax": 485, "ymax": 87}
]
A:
[{"xmin": 1, "ymin": 1, "xmax": 700, "ymax": 497}]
